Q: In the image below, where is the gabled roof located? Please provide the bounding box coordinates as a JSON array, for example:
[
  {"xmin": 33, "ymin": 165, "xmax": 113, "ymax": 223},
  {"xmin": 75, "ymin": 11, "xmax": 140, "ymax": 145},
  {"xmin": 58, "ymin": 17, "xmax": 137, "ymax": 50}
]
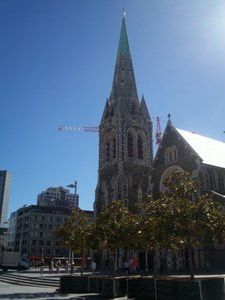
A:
[{"xmin": 176, "ymin": 128, "xmax": 225, "ymax": 169}]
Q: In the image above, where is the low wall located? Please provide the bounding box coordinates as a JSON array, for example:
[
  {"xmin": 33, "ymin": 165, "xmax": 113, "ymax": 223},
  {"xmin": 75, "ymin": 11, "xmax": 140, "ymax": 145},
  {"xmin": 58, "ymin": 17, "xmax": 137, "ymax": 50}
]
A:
[{"xmin": 60, "ymin": 275, "xmax": 225, "ymax": 299}]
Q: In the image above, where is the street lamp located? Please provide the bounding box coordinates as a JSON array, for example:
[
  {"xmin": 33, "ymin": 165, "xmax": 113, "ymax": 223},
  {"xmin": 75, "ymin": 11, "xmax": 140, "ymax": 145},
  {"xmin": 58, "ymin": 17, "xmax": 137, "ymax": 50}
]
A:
[
  {"xmin": 67, "ymin": 180, "xmax": 77, "ymax": 195},
  {"xmin": 3, "ymin": 221, "xmax": 8, "ymax": 252},
  {"xmin": 67, "ymin": 180, "xmax": 78, "ymax": 208},
  {"xmin": 66, "ymin": 180, "xmax": 78, "ymax": 266}
]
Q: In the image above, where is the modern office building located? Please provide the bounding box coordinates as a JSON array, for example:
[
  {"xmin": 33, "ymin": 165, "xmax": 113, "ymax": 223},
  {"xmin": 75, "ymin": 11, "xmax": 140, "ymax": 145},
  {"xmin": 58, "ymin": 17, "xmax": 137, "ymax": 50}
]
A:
[
  {"xmin": 7, "ymin": 205, "xmax": 71, "ymax": 258},
  {"xmin": 0, "ymin": 170, "xmax": 11, "ymax": 228},
  {"xmin": 7, "ymin": 180, "xmax": 92, "ymax": 259},
  {"xmin": 37, "ymin": 186, "xmax": 79, "ymax": 209}
]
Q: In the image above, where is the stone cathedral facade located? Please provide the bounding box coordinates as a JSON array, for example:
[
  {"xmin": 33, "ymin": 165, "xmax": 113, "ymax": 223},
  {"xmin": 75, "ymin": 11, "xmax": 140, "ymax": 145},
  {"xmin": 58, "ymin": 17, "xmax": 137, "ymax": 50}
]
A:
[{"xmin": 94, "ymin": 17, "xmax": 153, "ymax": 214}]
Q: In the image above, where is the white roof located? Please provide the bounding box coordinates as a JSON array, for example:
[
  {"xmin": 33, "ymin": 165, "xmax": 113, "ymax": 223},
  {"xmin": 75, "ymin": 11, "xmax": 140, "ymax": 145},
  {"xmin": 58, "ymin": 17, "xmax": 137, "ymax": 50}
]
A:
[{"xmin": 176, "ymin": 128, "xmax": 225, "ymax": 169}]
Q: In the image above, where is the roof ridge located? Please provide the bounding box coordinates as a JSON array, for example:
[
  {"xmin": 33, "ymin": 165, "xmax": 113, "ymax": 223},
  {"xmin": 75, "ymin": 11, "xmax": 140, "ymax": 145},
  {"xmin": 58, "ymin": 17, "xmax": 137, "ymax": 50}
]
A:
[{"xmin": 176, "ymin": 128, "xmax": 225, "ymax": 145}]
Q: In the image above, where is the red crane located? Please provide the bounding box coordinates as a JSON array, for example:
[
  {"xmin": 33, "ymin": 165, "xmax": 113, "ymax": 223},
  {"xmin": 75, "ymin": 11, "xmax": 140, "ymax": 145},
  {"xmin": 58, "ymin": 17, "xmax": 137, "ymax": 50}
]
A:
[{"xmin": 59, "ymin": 117, "xmax": 162, "ymax": 145}]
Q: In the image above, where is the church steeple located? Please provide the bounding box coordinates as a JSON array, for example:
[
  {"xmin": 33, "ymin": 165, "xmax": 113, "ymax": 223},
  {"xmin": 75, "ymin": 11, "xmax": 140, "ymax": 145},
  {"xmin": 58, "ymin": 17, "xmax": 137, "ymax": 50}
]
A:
[
  {"xmin": 110, "ymin": 16, "xmax": 138, "ymax": 106},
  {"xmin": 95, "ymin": 16, "xmax": 153, "ymax": 214},
  {"xmin": 117, "ymin": 16, "xmax": 130, "ymax": 56}
]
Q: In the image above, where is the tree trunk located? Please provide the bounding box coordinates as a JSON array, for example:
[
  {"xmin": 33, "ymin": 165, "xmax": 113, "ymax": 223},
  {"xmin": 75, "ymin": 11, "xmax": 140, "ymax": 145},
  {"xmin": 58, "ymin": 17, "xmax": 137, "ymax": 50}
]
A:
[
  {"xmin": 152, "ymin": 248, "xmax": 157, "ymax": 276},
  {"xmin": 188, "ymin": 246, "xmax": 194, "ymax": 280},
  {"xmin": 81, "ymin": 248, "xmax": 84, "ymax": 276},
  {"xmin": 145, "ymin": 249, "xmax": 149, "ymax": 272},
  {"xmin": 114, "ymin": 248, "xmax": 118, "ymax": 274}
]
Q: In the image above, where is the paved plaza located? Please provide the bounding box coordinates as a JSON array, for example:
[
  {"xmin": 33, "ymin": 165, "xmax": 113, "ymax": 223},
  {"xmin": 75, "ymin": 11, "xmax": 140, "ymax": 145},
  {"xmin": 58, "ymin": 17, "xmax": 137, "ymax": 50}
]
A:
[
  {"xmin": 0, "ymin": 270, "xmax": 126, "ymax": 300},
  {"xmin": 1, "ymin": 269, "xmax": 225, "ymax": 299},
  {"xmin": 0, "ymin": 284, "xmax": 106, "ymax": 300}
]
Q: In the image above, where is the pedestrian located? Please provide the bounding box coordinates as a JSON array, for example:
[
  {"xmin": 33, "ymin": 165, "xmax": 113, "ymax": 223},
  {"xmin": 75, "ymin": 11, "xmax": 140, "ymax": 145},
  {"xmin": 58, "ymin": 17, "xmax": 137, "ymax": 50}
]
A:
[
  {"xmin": 131, "ymin": 257, "xmax": 138, "ymax": 273},
  {"xmin": 70, "ymin": 262, "xmax": 75, "ymax": 275},
  {"xmin": 90, "ymin": 260, "xmax": 97, "ymax": 274},
  {"xmin": 51, "ymin": 259, "xmax": 54, "ymax": 271},
  {"xmin": 65, "ymin": 260, "xmax": 69, "ymax": 273},
  {"xmin": 56, "ymin": 260, "xmax": 60, "ymax": 273},
  {"xmin": 123, "ymin": 260, "xmax": 130, "ymax": 274},
  {"xmin": 40, "ymin": 259, "xmax": 45, "ymax": 278}
]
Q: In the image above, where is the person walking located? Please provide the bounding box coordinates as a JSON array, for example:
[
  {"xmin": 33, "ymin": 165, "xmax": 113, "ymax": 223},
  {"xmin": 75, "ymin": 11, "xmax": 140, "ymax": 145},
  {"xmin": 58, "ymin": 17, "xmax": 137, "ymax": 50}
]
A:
[
  {"xmin": 90, "ymin": 260, "xmax": 97, "ymax": 274},
  {"xmin": 123, "ymin": 260, "xmax": 130, "ymax": 274}
]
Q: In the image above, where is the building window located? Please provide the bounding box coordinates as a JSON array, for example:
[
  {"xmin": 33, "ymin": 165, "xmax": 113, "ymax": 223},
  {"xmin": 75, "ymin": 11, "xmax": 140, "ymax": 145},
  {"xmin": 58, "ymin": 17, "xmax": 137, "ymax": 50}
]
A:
[
  {"xmin": 160, "ymin": 165, "xmax": 184, "ymax": 193},
  {"xmin": 211, "ymin": 172, "xmax": 217, "ymax": 189},
  {"xmin": 218, "ymin": 173, "xmax": 225, "ymax": 191},
  {"xmin": 113, "ymin": 138, "xmax": 116, "ymax": 159},
  {"xmin": 110, "ymin": 107, "xmax": 114, "ymax": 117},
  {"xmin": 106, "ymin": 141, "xmax": 110, "ymax": 161},
  {"xmin": 165, "ymin": 146, "xmax": 178, "ymax": 165},
  {"xmin": 137, "ymin": 135, "xmax": 143, "ymax": 159},
  {"xmin": 127, "ymin": 133, "xmax": 133, "ymax": 158},
  {"xmin": 132, "ymin": 103, "xmax": 135, "ymax": 114},
  {"xmin": 205, "ymin": 173, "xmax": 210, "ymax": 189}
]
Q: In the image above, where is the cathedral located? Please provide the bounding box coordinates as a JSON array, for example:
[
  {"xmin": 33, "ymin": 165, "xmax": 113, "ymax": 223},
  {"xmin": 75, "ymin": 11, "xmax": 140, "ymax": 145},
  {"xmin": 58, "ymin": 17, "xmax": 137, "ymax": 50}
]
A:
[
  {"xmin": 94, "ymin": 16, "xmax": 225, "ymax": 272},
  {"xmin": 94, "ymin": 16, "xmax": 153, "ymax": 213},
  {"xmin": 94, "ymin": 15, "xmax": 225, "ymax": 211}
]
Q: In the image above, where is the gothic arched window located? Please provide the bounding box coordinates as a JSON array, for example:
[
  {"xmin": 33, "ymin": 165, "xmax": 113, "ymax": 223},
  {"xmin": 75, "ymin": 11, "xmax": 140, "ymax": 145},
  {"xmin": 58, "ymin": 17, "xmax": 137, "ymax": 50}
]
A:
[
  {"xmin": 127, "ymin": 133, "xmax": 133, "ymax": 158},
  {"xmin": 218, "ymin": 173, "xmax": 225, "ymax": 192},
  {"xmin": 132, "ymin": 103, "xmax": 136, "ymax": 114},
  {"xmin": 137, "ymin": 135, "xmax": 143, "ymax": 159},
  {"xmin": 110, "ymin": 107, "xmax": 114, "ymax": 117},
  {"xmin": 106, "ymin": 141, "xmax": 110, "ymax": 161},
  {"xmin": 205, "ymin": 173, "xmax": 210, "ymax": 189},
  {"xmin": 113, "ymin": 137, "xmax": 116, "ymax": 159},
  {"xmin": 211, "ymin": 171, "xmax": 218, "ymax": 190},
  {"xmin": 165, "ymin": 146, "xmax": 178, "ymax": 165}
]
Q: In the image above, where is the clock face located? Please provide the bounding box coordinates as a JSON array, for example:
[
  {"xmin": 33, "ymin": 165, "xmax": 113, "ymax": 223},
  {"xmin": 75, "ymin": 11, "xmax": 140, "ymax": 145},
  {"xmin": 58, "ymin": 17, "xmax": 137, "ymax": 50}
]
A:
[{"xmin": 159, "ymin": 165, "xmax": 184, "ymax": 193}]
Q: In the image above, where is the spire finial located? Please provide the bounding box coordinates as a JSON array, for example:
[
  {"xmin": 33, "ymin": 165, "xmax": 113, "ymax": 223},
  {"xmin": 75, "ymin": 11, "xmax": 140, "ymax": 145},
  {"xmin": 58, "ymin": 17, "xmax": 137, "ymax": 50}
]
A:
[
  {"xmin": 167, "ymin": 113, "xmax": 172, "ymax": 124},
  {"xmin": 122, "ymin": 8, "xmax": 126, "ymax": 19}
]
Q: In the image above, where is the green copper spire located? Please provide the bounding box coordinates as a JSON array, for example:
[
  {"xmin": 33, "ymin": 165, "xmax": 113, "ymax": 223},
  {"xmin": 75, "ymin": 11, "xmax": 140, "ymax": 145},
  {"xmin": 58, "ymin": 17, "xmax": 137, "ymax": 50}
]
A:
[
  {"xmin": 117, "ymin": 16, "xmax": 130, "ymax": 56},
  {"xmin": 110, "ymin": 15, "xmax": 138, "ymax": 107}
]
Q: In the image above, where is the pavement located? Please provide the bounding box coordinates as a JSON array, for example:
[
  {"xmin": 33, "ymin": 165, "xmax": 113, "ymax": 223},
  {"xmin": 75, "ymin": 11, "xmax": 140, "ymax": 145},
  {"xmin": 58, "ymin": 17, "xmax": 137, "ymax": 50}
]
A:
[
  {"xmin": 0, "ymin": 283, "xmax": 108, "ymax": 300},
  {"xmin": 2, "ymin": 269, "xmax": 224, "ymax": 299},
  {"xmin": 0, "ymin": 269, "xmax": 127, "ymax": 300}
]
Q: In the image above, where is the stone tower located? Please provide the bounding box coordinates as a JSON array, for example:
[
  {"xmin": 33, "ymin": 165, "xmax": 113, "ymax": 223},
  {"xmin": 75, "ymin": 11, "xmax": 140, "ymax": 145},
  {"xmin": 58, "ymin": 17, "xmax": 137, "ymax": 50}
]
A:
[{"xmin": 94, "ymin": 16, "xmax": 153, "ymax": 213}]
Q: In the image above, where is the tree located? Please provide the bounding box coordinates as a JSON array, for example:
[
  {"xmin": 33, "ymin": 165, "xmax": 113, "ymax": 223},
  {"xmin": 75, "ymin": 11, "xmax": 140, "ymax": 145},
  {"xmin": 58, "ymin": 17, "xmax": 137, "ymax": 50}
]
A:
[
  {"xmin": 138, "ymin": 197, "xmax": 162, "ymax": 273},
  {"xmin": 56, "ymin": 208, "xmax": 93, "ymax": 275},
  {"xmin": 94, "ymin": 200, "xmax": 136, "ymax": 273},
  {"xmin": 158, "ymin": 170, "xmax": 225, "ymax": 278}
]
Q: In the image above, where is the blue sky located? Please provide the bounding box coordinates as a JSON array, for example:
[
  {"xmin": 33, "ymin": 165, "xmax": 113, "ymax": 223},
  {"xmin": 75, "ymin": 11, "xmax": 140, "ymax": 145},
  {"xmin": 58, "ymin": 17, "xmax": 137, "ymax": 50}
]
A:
[{"xmin": 0, "ymin": 0, "xmax": 225, "ymax": 214}]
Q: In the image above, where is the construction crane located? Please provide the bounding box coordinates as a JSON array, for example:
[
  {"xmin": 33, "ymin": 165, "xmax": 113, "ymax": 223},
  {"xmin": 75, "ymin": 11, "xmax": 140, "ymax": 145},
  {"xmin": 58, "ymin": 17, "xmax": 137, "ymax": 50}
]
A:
[
  {"xmin": 58, "ymin": 126, "xmax": 99, "ymax": 132},
  {"xmin": 59, "ymin": 116, "xmax": 162, "ymax": 145}
]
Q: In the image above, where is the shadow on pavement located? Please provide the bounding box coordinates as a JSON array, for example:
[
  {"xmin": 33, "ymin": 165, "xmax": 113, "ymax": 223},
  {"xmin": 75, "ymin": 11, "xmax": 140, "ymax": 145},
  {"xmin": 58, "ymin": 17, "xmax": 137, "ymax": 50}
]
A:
[{"xmin": 0, "ymin": 292, "xmax": 106, "ymax": 299}]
